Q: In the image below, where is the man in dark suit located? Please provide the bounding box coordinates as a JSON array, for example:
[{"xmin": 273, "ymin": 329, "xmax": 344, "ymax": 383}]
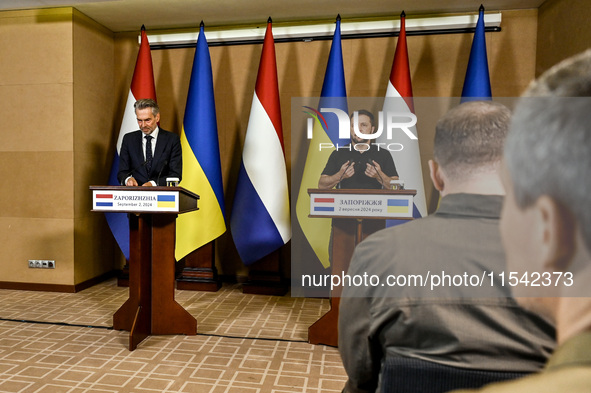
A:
[{"xmin": 117, "ymin": 99, "xmax": 182, "ymax": 186}]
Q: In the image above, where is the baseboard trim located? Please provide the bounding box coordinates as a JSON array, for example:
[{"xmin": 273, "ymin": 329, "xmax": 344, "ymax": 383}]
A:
[
  {"xmin": 74, "ymin": 270, "xmax": 119, "ymax": 292},
  {"xmin": 0, "ymin": 281, "xmax": 76, "ymax": 293},
  {"xmin": 0, "ymin": 270, "xmax": 119, "ymax": 293}
]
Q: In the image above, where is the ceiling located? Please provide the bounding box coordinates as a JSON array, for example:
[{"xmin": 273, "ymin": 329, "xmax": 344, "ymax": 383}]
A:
[{"xmin": 1, "ymin": 0, "xmax": 547, "ymax": 33}]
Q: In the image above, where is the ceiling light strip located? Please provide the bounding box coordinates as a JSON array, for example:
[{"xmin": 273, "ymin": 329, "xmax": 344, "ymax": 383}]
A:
[{"xmin": 144, "ymin": 12, "xmax": 502, "ymax": 48}]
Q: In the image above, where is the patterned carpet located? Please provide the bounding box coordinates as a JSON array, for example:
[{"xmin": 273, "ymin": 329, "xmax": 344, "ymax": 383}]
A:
[{"xmin": 0, "ymin": 279, "xmax": 347, "ymax": 392}]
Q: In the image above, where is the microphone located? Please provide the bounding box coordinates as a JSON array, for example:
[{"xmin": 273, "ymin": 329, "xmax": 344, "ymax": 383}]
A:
[
  {"xmin": 369, "ymin": 160, "xmax": 386, "ymax": 189},
  {"xmin": 337, "ymin": 161, "xmax": 354, "ymax": 189},
  {"xmin": 122, "ymin": 160, "xmax": 147, "ymax": 185},
  {"xmin": 156, "ymin": 160, "xmax": 168, "ymax": 186}
]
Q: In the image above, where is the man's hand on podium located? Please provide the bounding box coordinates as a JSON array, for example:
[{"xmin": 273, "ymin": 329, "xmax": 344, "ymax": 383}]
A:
[{"xmin": 125, "ymin": 177, "xmax": 155, "ymax": 187}]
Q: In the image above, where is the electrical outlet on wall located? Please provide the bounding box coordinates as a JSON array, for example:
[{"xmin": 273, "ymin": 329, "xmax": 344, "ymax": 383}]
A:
[{"xmin": 28, "ymin": 260, "xmax": 56, "ymax": 269}]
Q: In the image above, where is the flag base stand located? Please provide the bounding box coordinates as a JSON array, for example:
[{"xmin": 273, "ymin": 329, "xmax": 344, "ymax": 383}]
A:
[
  {"xmin": 176, "ymin": 242, "xmax": 221, "ymax": 292},
  {"xmin": 242, "ymin": 250, "xmax": 288, "ymax": 296},
  {"xmin": 117, "ymin": 267, "xmax": 129, "ymax": 287}
]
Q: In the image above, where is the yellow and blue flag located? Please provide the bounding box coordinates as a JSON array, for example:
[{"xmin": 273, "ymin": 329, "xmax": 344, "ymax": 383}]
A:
[
  {"xmin": 295, "ymin": 16, "xmax": 348, "ymax": 268},
  {"xmin": 176, "ymin": 22, "xmax": 226, "ymax": 260},
  {"xmin": 461, "ymin": 5, "xmax": 492, "ymax": 102}
]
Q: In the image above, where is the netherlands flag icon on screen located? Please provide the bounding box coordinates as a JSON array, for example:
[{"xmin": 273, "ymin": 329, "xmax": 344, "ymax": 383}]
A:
[
  {"xmin": 95, "ymin": 194, "xmax": 113, "ymax": 207},
  {"xmin": 157, "ymin": 194, "xmax": 176, "ymax": 208},
  {"xmin": 313, "ymin": 197, "xmax": 335, "ymax": 212}
]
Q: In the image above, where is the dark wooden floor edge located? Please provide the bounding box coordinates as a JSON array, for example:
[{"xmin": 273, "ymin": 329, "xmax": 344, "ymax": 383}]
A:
[{"xmin": 0, "ymin": 270, "xmax": 120, "ymax": 293}]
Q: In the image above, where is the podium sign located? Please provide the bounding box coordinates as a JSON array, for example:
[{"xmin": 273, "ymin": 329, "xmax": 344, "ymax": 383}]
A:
[
  {"xmin": 307, "ymin": 188, "xmax": 416, "ymax": 347},
  {"xmin": 92, "ymin": 187, "xmax": 199, "ymax": 213},
  {"xmin": 93, "ymin": 190, "xmax": 178, "ymax": 212},
  {"xmin": 309, "ymin": 190, "xmax": 415, "ymax": 219}
]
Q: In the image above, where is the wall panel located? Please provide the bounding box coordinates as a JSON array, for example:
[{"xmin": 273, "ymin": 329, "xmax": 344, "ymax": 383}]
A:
[
  {"xmin": 537, "ymin": 0, "xmax": 591, "ymax": 76},
  {"xmin": 0, "ymin": 217, "xmax": 74, "ymax": 285}
]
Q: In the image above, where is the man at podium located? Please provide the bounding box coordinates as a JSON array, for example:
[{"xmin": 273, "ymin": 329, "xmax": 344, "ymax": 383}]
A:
[
  {"xmin": 117, "ymin": 99, "xmax": 182, "ymax": 187},
  {"xmin": 318, "ymin": 110, "xmax": 398, "ymax": 190}
]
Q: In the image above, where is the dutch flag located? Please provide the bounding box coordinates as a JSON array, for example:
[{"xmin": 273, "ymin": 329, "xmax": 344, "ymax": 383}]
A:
[
  {"xmin": 379, "ymin": 12, "xmax": 427, "ymax": 224},
  {"xmin": 230, "ymin": 19, "xmax": 291, "ymax": 265},
  {"xmin": 105, "ymin": 26, "xmax": 157, "ymax": 260}
]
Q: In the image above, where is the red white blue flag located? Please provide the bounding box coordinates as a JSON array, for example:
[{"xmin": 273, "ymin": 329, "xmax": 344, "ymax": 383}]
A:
[
  {"xmin": 105, "ymin": 25, "xmax": 156, "ymax": 260},
  {"xmin": 379, "ymin": 12, "xmax": 427, "ymax": 222},
  {"xmin": 230, "ymin": 19, "xmax": 291, "ymax": 265}
]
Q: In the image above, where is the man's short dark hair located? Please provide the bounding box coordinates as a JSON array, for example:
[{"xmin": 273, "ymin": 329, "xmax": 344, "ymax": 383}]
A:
[
  {"xmin": 351, "ymin": 109, "xmax": 374, "ymax": 125},
  {"xmin": 434, "ymin": 100, "xmax": 511, "ymax": 181}
]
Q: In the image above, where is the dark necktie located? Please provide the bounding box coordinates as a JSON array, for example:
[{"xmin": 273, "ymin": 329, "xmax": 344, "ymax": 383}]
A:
[{"xmin": 145, "ymin": 135, "xmax": 153, "ymax": 174}]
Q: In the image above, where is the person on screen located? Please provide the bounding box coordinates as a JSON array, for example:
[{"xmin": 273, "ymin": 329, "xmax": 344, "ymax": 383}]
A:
[
  {"xmin": 117, "ymin": 98, "xmax": 182, "ymax": 187},
  {"xmin": 338, "ymin": 101, "xmax": 555, "ymax": 393},
  {"xmin": 452, "ymin": 50, "xmax": 591, "ymax": 393},
  {"xmin": 318, "ymin": 110, "xmax": 398, "ymax": 189}
]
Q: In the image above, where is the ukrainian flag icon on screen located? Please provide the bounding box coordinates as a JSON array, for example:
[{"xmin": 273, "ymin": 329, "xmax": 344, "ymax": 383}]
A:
[
  {"xmin": 157, "ymin": 195, "xmax": 176, "ymax": 208},
  {"xmin": 387, "ymin": 199, "xmax": 410, "ymax": 214}
]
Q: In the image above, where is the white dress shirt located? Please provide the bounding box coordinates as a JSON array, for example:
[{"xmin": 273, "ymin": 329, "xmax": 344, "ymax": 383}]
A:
[{"xmin": 125, "ymin": 127, "xmax": 159, "ymax": 186}]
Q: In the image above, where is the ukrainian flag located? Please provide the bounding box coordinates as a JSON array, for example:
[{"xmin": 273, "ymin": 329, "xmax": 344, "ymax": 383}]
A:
[
  {"xmin": 461, "ymin": 5, "xmax": 492, "ymax": 102},
  {"xmin": 295, "ymin": 16, "xmax": 348, "ymax": 268},
  {"xmin": 176, "ymin": 23, "xmax": 226, "ymax": 260}
]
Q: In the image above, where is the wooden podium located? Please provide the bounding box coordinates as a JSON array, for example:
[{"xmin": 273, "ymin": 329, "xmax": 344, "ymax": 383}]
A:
[
  {"xmin": 91, "ymin": 186, "xmax": 199, "ymax": 350},
  {"xmin": 307, "ymin": 188, "xmax": 416, "ymax": 347}
]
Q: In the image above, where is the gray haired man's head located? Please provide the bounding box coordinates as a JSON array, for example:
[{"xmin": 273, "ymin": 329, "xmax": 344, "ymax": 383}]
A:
[
  {"xmin": 134, "ymin": 98, "xmax": 160, "ymax": 116},
  {"xmin": 507, "ymin": 49, "xmax": 591, "ymax": 252}
]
